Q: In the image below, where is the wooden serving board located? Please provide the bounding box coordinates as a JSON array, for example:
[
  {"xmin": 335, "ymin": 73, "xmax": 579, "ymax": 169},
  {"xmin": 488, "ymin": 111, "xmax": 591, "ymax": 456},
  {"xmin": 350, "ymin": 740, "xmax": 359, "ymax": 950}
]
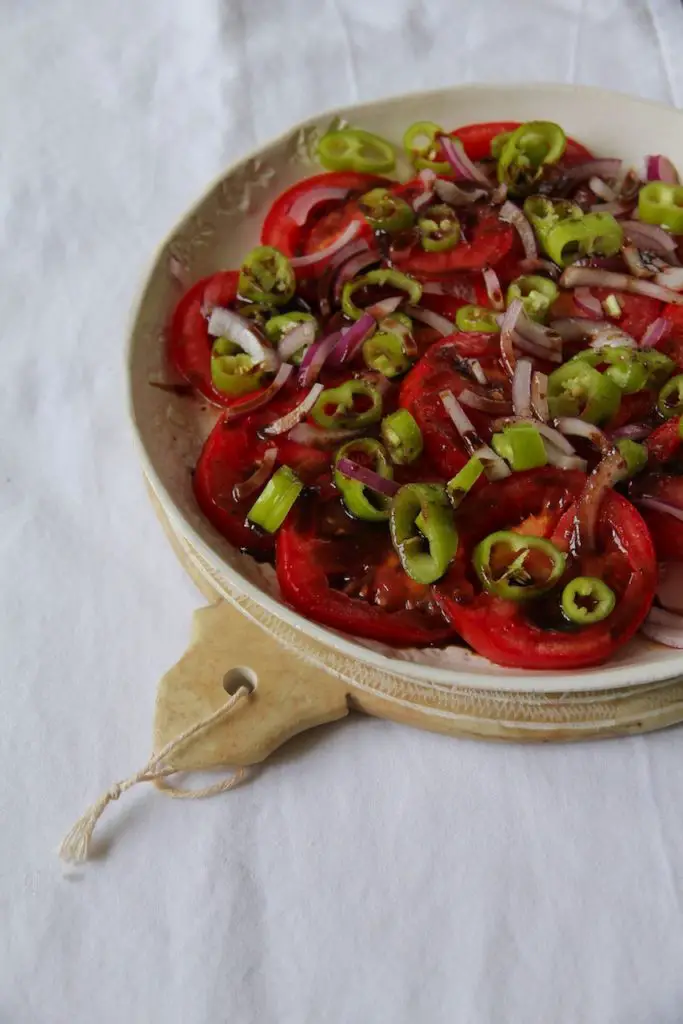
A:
[{"xmin": 151, "ymin": 487, "xmax": 683, "ymax": 770}]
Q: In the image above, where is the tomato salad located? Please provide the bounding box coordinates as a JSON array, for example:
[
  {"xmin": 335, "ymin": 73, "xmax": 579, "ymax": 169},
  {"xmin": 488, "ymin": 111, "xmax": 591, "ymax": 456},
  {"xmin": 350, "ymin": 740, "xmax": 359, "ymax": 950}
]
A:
[{"xmin": 167, "ymin": 119, "xmax": 683, "ymax": 668}]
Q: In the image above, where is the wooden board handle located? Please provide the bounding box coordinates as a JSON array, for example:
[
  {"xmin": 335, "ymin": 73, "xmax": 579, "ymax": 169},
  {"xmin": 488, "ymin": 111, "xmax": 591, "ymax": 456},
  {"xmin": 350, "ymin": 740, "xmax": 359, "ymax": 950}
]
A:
[{"xmin": 154, "ymin": 602, "xmax": 351, "ymax": 769}]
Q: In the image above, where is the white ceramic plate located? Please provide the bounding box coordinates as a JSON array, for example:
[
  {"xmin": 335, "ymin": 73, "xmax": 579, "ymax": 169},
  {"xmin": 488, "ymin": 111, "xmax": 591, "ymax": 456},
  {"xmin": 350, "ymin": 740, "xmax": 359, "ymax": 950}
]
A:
[{"xmin": 128, "ymin": 82, "xmax": 683, "ymax": 693}]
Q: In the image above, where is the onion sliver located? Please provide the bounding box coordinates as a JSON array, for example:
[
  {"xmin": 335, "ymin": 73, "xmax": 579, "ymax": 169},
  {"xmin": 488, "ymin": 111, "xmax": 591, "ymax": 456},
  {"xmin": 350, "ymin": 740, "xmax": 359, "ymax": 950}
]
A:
[
  {"xmin": 440, "ymin": 390, "xmax": 510, "ymax": 479},
  {"xmin": 278, "ymin": 320, "xmax": 317, "ymax": 361},
  {"xmin": 635, "ymin": 498, "xmax": 683, "ymax": 523},
  {"xmin": 224, "ymin": 363, "xmax": 294, "ymax": 421},
  {"xmin": 298, "ymin": 331, "xmax": 343, "ymax": 387},
  {"xmin": 232, "ymin": 448, "xmax": 278, "ymax": 501},
  {"xmin": 208, "ymin": 307, "xmax": 269, "ymax": 364},
  {"xmin": 289, "ymin": 186, "xmax": 349, "ymax": 226},
  {"xmin": 336, "ymin": 457, "xmax": 400, "ymax": 497},
  {"xmin": 512, "ymin": 358, "xmax": 533, "ymax": 418},
  {"xmin": 460, "ymin": 389, "xmax": 513, "ymax": 415},
  {"xmin": 290, "ymin": 220, "xmax": 361, "ymax": 269},
  {"xmin": 405, "ymin": 305, "xmax": 454, "ymax": 336},
  {"xmin": 641, "ymin": 606, "xmax": 683, "ymax": 649},
  {"xmin": 560, "ymin": 266, "xmax": 683, "ymax": 305},
  {"xmin": 640, "ymin": 317, "xmax": 672, "ymax": 350},
  {"xmin": 499, "ymin": 201, "xmax": 537, "ymax": 259},
  {"xmin": 438, "ymin": 135, "xmax": 491, "ymax": 185},
  {"xmin": 262, "ymin": 383, "xmax": 324, "ymax": 436}
]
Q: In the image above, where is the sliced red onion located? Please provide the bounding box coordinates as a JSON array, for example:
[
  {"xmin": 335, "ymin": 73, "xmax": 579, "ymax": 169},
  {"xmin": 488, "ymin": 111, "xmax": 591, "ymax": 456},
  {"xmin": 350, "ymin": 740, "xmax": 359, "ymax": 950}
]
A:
[
  {"xmin": 224, "ymin": 363, "xmax": 294, "ymax": 421},
  {"xmin": 421, "ymin": 279, "xmax": 477, "ymax": 301},
  {"xmin": 405, "ymin": 305, "xmax": 454, "ymax": 336},
  {"xmin": 645, "ymin": 155, "xmax": 679, "ymax": 185},
  {"xmin": 564, "ymin": 159, "xmax": 622, "ymax": 182},
  {"xmin": 336, "ymin": 458, "xmax": 400, "ymax": 497},
  {"xmin": 290, "ymin": 220, "xmax": 361, "ymax": 269},
  {"xmin": 588, "ymin": 176, "xmax": 616, "ymax": 202},
  {"xmin": 492, "ymin": 417, "xmax": 577, "ymax": 455},
  {"xmin": 499, "ymin": 201, "xmax": 537, "ymax": 259},
  {"xmin": 483, "ymin": 266, "xmax": 504, "ymax": 312},
  {"xmin": 232, "ymin": 448, "xmax": 278, "ymax": 502},
  {"xmin": 640, "ymin": 317, "xmax": 672, "ymax": 350},
  {"xmin": 440, "ymin": 390, "xmax": 510, "ymax": 479},
  {"xmin": 572, "ymin": 449, "xmax": 628, "ymax": 552},
  {"xmin": 512, "ymin": 358, "xmax": 533, "ymax": 418},
  {"xmin": 298, "ymin": 330, "xmax": 343, "ymax": 387},
  {"xmin": 574, "ymin": 286, "xmax": 603, "ymax": 317},
  {"xmin": 531, "ymin": 371, "xmax": 549, "ymax": 422},
  {"xmin": 641, "ymin": 606, "xmax": 683, "ymax": 649},
  {"xmin": 327, "ymin": 313, "xmax": 376, "ymax": 366},
  {"xmin": 589, "ymin": 201, "xmax": 632, "ymax": 217},
  {"xmin": 438, "ymin": 135, "xmax": 491, "ymax": 185},
  {"xmin": 366, "ymin": 295, "xmax": 403, "ymax": 319},
  {"xmin": 518, "ymin": 258, "xmax": 560, "ymax": 279},
  {"xmin": 543, "ymin": 445, "xmax": 587, "ymax": 471},
  {"xmin": 551, "ymin": 317, "xmax": 636, "ymax": 348},
  {"xmin": 622, "ymin": 245, "xmax": 655, "ymax": 279},
  {"xmin": 560, "ymin": 266, "xmax": 683, "ymax": 305},
  {"xmin": 655, "ymin": 267, "xmax": 683, "ymax": 291},
  {"xmin": 491, "ymin": 182, "xmax": 509, "ymax": 205},
  {"xmin": 469, "ymin": 359, "xmax": 488, "ymax": 386},
  {"xmin": 289, "ymin": 186, "xmax": 350, "ymax": 227},
  {"xmin": 610, "ymin": 423, "xmax": 650, "ymax": 440},
  {"xmin": 277, "ymin": 320, "xmax": 317, "ymax": 361},
  {"xmin": 657, "ymin": 563, "xmax": 683, "ymax": 614},
  {"xmin": 635, "ymin": 498, "xmax": 683, "ymax": 523},
  {"xmin": 207, "ymin": 307, "xmax": 269, "ymax": 365},
  {"xmin": 433, "ymin": 178, "xmax": 488, "ymax": 206},
  {"xmin": 332, "ymin": 248, "xmax": 380, "ymax": 303},
  {"xmin": 460, "ymin": 389, "xmax": 513, "ymax": 415},
  {"xmin": 413, "ymin": 169, "xmax": 437, "ymax": 212},
  {"xmin": 262, "ymin": 383, "xmax": 324, "ymax": 436},
  {"xmin": 512, "ymin": 332, "xmax": 563, "ymax": 363},
  {"xmin": 554, "ymin": 417, "xmax": 613, "ymax": 455},
  {"xmin": 288, "ymin": 423, "xmax": 362, "ymax": 447},
  {"xmin": 499, "ymin": 298, "xmax": 522, "ymax": 377},
  {"xmin": 589, "ymin": 330, "xmax": 637, "ymax": 351},
  {"xmin": 620, "ymin": 220, "xmax": 678, "ymax": 256}
]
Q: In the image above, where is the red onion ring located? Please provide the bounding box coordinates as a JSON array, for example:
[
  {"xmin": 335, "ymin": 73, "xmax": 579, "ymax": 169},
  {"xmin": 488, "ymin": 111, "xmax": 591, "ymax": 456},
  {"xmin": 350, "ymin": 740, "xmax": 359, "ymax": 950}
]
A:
[
  {"xmin": 511, "ymin": 359, "xmax": 533, "ymax": 418},
  {"xmin": 588, "ymin": 176, "xmax": 616, "ymax": 202},
  {"xmin": 551, "ymin": 317, "xmax": 636, "ymax": 347},
  {"xmin": 574, "ymin": 286, "xmax": 603, "ymax": 317},
  {"xmin": 332, "ymin": 249, "xmax": 381, "ymax": 304},
  {"xmin": 645, "ymin": 155, "xmax": 679, "ymax": 185},
  {"xmin": 224, "ymin": 363, "xmax": 294, "ymax": 421},
  {"xmin": 622, "ymin": 245, "xmax": 655, "ymax": 279},
  {"xmin": 610, "ymin": 423, "xmax": 651, "ymax": 440},
  {"xmin": 499, "ymin": 201, "xmax": 537, "ymax": 259},
  {"xmin": 641, "ymin": 606, "xmax": 683, "ymax": 649},
  {"xmin": 336, "ymin": 457, "xmax": 400, "ymax": 498},
  {"xmin": 277, "ymin": 320, "xmax": 317, "ymax": 361},
  {"xmin": 298, "ymin": 330, "xmax": 343, "ymax": 387},
  {"xmin": 289, "ymin": 186, "xmax": 350, "ymax": 227},
  {"xmin": 460, "ymin": 389, "xmax": 513, "ymax": 415},
  {"xmin": 563, "ymin": 159, "xmax": 622, "ymax": 182},
  {"xmin": 366, "ymin": 296, "xmax": 403, "ymax": 319},
  {"xmin": 207, "ymin": 307, "xmax": 270, "ymax": 365},
  {"xmin": 405, "ymin": 305, "xmax": 454, "ymax": 336},
  {"xmin": 232, "ymin": 448, "xmax": 278, "ymax": 502},
  {"xmin": 657, "ymin": 563, "xmax": 683, "ymax": 614},
  {"xmin": 518, "ymin": 258, "xmax": 560, "ymax": 279},
  {"xmin": 469, "ymin": 359, "xmax": 488, "ymax": 386},
  {"xmin": 620, "ymin": 220, "xmax": 678, "ymax": 256},
  {"xmin": 655, "ymin": 267, "xmax": 683, "ymax": 291},
  {"xmin": 413, "ymin": 168, "xmax": 437, "ymax": 212},
  {"xmin": 492, "ymin": 416, "xmax": 577, "ymax": 454},
  {"xmin": 290, "ymin": 220, "xmax": 361, "ymax": 269},
  {"xmin": 421, "ymin": 279, "xmax": 477, "ymax": 301},
  {"xmin": 483, "ymin": 266, "xmax": 504, "ymax": 312},
  {"xmin": 560, "ymin": 266, "xmax": 683, "ymax": 305},
  {"xmin": 440, "ymin": 390, "xmax": 510, "ymax": 479},
  {"xmin": 262, "ymin": 383, "xmax": 324, "ymax": 436},
  {"xmin": 438, "ymin": 135, "xmax": 491, "ymax": 185},
  {"xmin": 543, "ymin": 447, "xmax": 587, "ymax": 472},
  {"xmin": 635, "ymin": 498, "xmax": 683, "ymax": 523},
  {"xmin": 499, "ymin": 298, "xmax": 522, "ymax": 377},
  {"xmin": 433, "ymin": 178, "xmax": 488, "ymax": 206},
  {"xmin": 531, "ymin": 371, "xmax": 549, "ymax": 422},
  {"xmin": 640, "ymin": 316, "xmax": 672, "ymax": 350},
  {"xmin": 571, "ymin": 449, "xmax": 627, "ymax": 552},
  {"xmin": 327, "ymin": 313, "xmax": 376, "ymax": 366},
  {"xmin": 553, "ymin": 417, "xmax": 613, "ymax": 455},
  {"xmin": 288, "ymin": 423, "xmax": 362, "ymax": 447}
]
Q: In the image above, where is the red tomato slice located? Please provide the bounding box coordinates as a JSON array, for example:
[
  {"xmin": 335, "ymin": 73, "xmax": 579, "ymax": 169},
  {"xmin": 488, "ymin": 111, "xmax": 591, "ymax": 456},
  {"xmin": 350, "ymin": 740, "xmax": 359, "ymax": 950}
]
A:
[
  {"xmin": 391, "ymin": 204, "xmax": 514, "ymax": 277},
  {"xmin": 260, "ymin": 171, "xmax": 387, "ymax": 271},
  {"xmin": 551, "ymin": 289, "xmax": 663, "ymax": 343},
  {"xmin": 276, "ymin": 497, "xmax": 453, "ymax": 646},
  {"xmin": 659, "ymin": 304, "xmax": 683, "ymax": 370},
  {"xmin": 450, "ymin": 121, "xmax": 594, "ymax": 164},
  {"xmin": 646, "ymin": 417, "xmax": 682, "ymax": 464},
  {"xmin": 630, "ymin": 474, "xmax": 683, "ymax": 561},
  {"xmin": 435, "ymin": 468, "xmax": 656, "ymax": 669},
  {"xmin": 605, "ymin": 390, "xmax": 657, "ymax": 432},
  {"xmin": 168, "ymin": 271, "xmax": 241, "ymax": 407}
]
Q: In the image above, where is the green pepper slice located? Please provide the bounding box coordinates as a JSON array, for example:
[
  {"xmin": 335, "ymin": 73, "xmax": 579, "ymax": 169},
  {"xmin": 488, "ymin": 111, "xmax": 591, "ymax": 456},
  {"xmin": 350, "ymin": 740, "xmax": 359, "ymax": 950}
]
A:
[
  {"xmin": 317, "ymin": 128, "xmax": 396, "ymax": 174},
  {"xmin": 544, "ymin": 212, "xmax": 623, "ymax": 268},
  {"xmin": 601, "ymin": 347, "xmax": 649, "ymax": 395},
  {"xmin": 358, "ymin": 187, "xmax": 414, "ymax": 234},
  {"xmin": 311, "ymin": 379, "xmax": 383, "ymax": 429},
  {"xmin": 238, "ymin": 245, "xmax": 295, "ymax": 307},
  {"xmin": 658, "ymin": 374, "xmax": 683, "ymax": 419},
  {"xmin": 237, "ymin": 302, "xmax": 272, "ymax": 327},
  {"xmin": 418, "ymin": 204, "xmax": 461, "ymax": 252},
  {"xmin": 490, "ymin": 131, "xmax": 512, "ymax": 160},
  {"xmin": 334, "ymin": 439, "xmax": 394, "ymax": 521},
  {"xmin": 548, "ymin": 360, "xmax": 622, "ymax": 424},
  {"xmin": 341, "ymin": 268, "xmax": 422, "ymax": 320},
  {"xmin": 455, "ymin": 304, "xmax": 500, "ymax": 333},
  {"xmin": 638, "ymin": 181, "xmax": 683, "ymax": 235},
  {"xmin": 363, "ymin": 330, "xmax": 412, "ymax": 378},
  {"xmin": 616, "ymin": 439, "xmax": 648, "ymax": 477},
  {"xmin": 381, "ymin": 409, "xmax": 423, "ymax": 464},
  {"xmin": 390, "ymin": 484, "xmax": 458, "ymax": 584},
  {"xmin": 523, "ymin": 196, "xmax": 582, "ymax": 248},
  {"xmin": 473, "ymin": 530, "xmax": 566, "ymax": 601},
  {"xmin": 402, "ymin": 121, "xmax": 451, "ymax": 174},
  {"xmin": 506, "ymin": 275, "xmax": 559, "ymax": 323},
  {"xmin": 446, "ymin": 456, "xmax": 484, "ymax": 508},
  {"xmin": 264, "ymin": 311, "xmax": 319, "ymax": 365},
  {"xmin": 247, "ymin": 466, "xmax": 303, "ymax": 533},
  {"xmin": 210, "ymin": 336, "xmax": 268, "ymax": 397},
  {"xmin": 640, "ymin": 349, "xmax": 676, "ymax": 387},
  {"xmin": 497, "ymin": 121, "xmax": 567, "ymax": 194},
  {"xmin": 561, "ymin": 576, "xmax": 615, "ymax": 625},
  {"xmin": 491, "ymin": 424, "xmax": 549, "ymax": 471}
]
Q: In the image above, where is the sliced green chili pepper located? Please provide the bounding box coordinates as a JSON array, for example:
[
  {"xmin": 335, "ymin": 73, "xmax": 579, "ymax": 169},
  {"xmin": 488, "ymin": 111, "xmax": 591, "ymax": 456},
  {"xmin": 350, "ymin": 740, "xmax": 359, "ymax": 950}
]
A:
[
  {"xmin": 491, "ymin": 424, "xmax": 549, "ymax": 471},
  {"xmin": 638, "ymin": 181, "xmax": 683, "ymax": 235},
  {"xmin": 264, "ymin": 311, "xmax": 319, "ymax": 365},
  {"xmin": 497, "ymin": 121, "xmax": 567, "ymax": 194},
  {"xmin": 237, "ymin": 302, "xmax": 271, "ymax": 327},
  {"xmin": 317, "ymin": 128, "xmax": 396, "ymax": 174},
  {"xmin": 490, "ymin": 131, "xmax": 512, "ymax": 160},
  {"xmin": 342, "ymin": 268, "xmax": 422, "ymax": 320},
  {"xmin": 247, "ymin": 466, "xmax": 302, "ymax": 533},
  {"xmin": 311, "ymin": 379, "xmax": 382, "ymax": 429},
  {"xmin": 473, "ymin": 530, "xmax": 566, "ymax": 601},
  {"xmin": 390, "ymin": 484, "xmax": 458, "ymax": 584},
  {"xmin": 334, "ymin": 439, "xmax": 394, "ymax": 521},
  {"xmin": 238, "ymin": 246, "xmax": 295, "ymax": 307},
  {"xmin": 616, "ymin": 439, "xmax": 648, "ymax": 478},
  {"xmin": 403, "ymin": 121, "xmax": 451, "ymax": 173},
  {"xmin": 506, "ymin": 275, "xmax": 559, "ymax": 323},
  {"xmin": 640, "ymin": 349, "xmax": 675, "ymax": 387},
  {"xmin": 658, "ymin": 374, "xmax": 683, "ymax": 418},
  {"xmin": 600, "ymin": 347, "xmax": 649, "ymax": 395},
  {"xmin": 455, "ymin": 304, "xmax": 500, "ymax": 333},
  {"xmin": 381, "ymin": 408, "xmax": 423, "ymax": 465},
  {"xmin": 446, "ymin": 457, "xmax": 484, "ymax": 508},
  {"xmin": 545, "ymin": 212, "xmax": 623, "ymax": 268},
  {"xmin": 523, "ymin": 196, "xmax": 582, "ymax": 248},
  {"xmin": 363, "ymin": 330, "xmax": 411, "ymax": 378},
  {"xmin": 210, "ymin": 336, "xmax": 268, "ymax": 397},
  {"xmin": 561, "ymin": 576, "xmax": 615, "ymax": 625},
  {"xmin": 358, "ymin": 187, "xmax": 414, "ymax": 234},
  {"xmin": 548, "ymin": 360, "xmax": 622, "ymax": 424},
  {"xmin": 417, "ymin": 204, "xmax": 461, "ymax": 252}
]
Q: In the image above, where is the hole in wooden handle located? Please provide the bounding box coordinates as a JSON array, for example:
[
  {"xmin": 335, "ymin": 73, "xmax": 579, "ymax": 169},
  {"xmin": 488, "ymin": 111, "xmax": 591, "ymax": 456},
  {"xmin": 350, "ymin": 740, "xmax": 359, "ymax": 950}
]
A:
[{"xmin": 223, "ymin": 666, "xmax": 258, "ymax": 696}]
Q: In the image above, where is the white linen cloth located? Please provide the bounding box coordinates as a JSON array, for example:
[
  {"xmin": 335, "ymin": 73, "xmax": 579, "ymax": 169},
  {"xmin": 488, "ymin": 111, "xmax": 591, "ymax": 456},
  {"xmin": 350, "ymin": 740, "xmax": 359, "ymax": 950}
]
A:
[{"xmin": 2, "ymin": 1, "xmax": 683, "ymax": 1021}]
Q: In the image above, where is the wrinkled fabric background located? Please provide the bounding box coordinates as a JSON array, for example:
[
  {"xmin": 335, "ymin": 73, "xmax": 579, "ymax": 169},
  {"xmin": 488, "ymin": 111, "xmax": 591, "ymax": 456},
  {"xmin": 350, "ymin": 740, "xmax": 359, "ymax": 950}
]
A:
[{"xmin": 2, "ymin": 2, "xmax": 683, "ymax": 1022}]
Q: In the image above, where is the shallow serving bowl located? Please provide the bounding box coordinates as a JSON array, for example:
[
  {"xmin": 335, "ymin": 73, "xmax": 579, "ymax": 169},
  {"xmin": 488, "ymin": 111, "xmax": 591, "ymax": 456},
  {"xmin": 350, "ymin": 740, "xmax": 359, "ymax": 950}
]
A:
[{"xmin": 128, "ymin": 82, "xmax": 683, "ymax": 694}]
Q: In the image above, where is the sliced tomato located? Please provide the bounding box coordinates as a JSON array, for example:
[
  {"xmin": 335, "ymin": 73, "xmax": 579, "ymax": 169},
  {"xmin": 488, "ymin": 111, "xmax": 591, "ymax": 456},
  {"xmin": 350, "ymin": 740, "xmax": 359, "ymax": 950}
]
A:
[
  {"xmin": 260, "ymin": 171, "xmax": 387, "ymax": 271},
  {"xmin": 551, "ymin": 289, "xmax": 663, "ymax": 343},
  {"xmin": 168, "ymin": 271, "xmax": 241, "ymax": 406},
  {"xmin": 658, "ymin": 304, "xmax": 683, "ymax": 370},
  {"xmin": 392, "ymin": 204, "xmax": 514, "ymax": 277},
  {"xmin": 630, "ymin": 474, "xmax": 683, "ymax": 561},
  {"xmin": 435, "ymin": 469, "xmax": 656, "ymax": 669},
  {"xmin": 605, "ymin": 389, "xmax": 657, "ymax": 432},
  {"xmin": 449, "ymin": 121, "xmax": 593, "ymax": 163},
  {"xmin": 646, "ymin": 416, "xmax": 682, "ymax": 464},
  {"xmin": 276, "ymin": 496, "xmax": 453, "ymax": 646}
]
